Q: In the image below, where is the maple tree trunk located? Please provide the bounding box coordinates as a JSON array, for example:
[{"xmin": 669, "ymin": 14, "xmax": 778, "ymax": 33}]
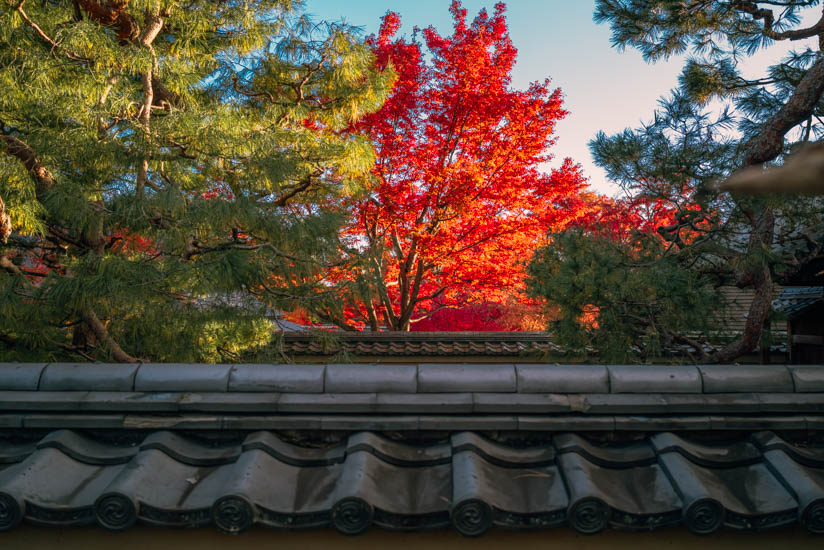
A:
[{"xmin": 364, "ymin": 298, "xmax": 380, "ymax": 332}]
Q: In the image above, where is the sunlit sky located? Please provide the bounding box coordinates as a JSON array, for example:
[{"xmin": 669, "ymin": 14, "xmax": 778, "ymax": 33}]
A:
[{"xmin": 306, "ymin": 0, "xmax": 820, "ymax": 196}]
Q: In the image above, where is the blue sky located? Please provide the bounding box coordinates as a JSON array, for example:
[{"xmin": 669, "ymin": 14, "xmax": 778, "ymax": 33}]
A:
[{"xmin": 305, "ymin": 1, "xmax": 819, "ymax": 195}]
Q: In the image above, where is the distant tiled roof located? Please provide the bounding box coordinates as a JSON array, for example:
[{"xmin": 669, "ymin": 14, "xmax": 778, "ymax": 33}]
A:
[
  {"xmin": 718, "ymin": 287, "xmax": 788, "ymax": 337},
  {"xmin": 3, "ymin": 362, "xmax": 824, "ymax": 537},
  {"xmin": 279, "ymin": 324, "xmax": 791, "ymax": 359},
  {"xmin": 280, "ymin": 331, "xmax": 560, "ymax": 357},
  {"xmin": 773, "ymin": 287, "xmax": 824, "ymax": 319},
  {"xmin": 1, "ymin": 428, "xmax": 824, "ymax": 535}
]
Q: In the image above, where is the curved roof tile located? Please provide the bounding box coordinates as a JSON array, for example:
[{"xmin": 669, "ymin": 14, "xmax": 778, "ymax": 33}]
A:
[{"xmin": 2, "ymin": 430, "xmax": 824, "ymax": 535}]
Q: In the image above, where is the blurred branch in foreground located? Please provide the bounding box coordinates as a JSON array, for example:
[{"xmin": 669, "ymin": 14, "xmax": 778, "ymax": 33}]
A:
[{"xmin": 722, "ymin": 143, "xmax": 824, "ymax": 195}]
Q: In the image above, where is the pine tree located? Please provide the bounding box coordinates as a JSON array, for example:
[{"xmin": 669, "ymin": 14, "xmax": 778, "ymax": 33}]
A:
[
  {"xmin": 0, "ymin": 1, "xmax": 392, "ymax": 362},
  {"xmin": 528, "ymin": 0, "xmax": 824, "ymax": 362}
]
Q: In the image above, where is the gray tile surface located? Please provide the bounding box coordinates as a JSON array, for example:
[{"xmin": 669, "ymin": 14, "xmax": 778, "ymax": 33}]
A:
[
  {"xmin": 277, "ymin": 393, "xmax": 377, "ymax": 413},
  {"xmin": 228, "ymin": 364, "xmax": 325, "ymax": 393},
  {"xmin": 224, "ymin": 415, "xmax": 324, "ymax": 430},
  {"xmin": 805, "ymin": 415, "xmax": 824, "ymax": 431},
  {"xmin": 660, "ymin": 393, "xmax": 763, "ymax": 413},
  {"xmin": 0, "ymin": 363, "xmax": 47, "ymax": 390},
  {"xmin": 320, "ymin": 415, "xmax": 420, "ymax": 431},
  {"xmin": 756, "ymin": 393, "xmax": 824, "ymax": 412},
  {"xmin": 177, "ymin": 392, "xmax": 280, "ymax": 412},
  {"xmin": 40, "ymin": 363, "xmax": 138, "ymax": 391},
  {"xmin": 471, "ymin": 393, "xmax": 570, "ymax": 413},
  {"xmin": 3, "ymin": 363, "xmax": 824, "ymax": 441},
  {"xmin": 0, "ymin": 414, "xmax": 24, "ymax": 428},
  {"xmin": 789, "ymin": 366, "xmax": 824, "ymax": 392},
  {"xmin": 0, "ymin": 391, "xmax": 90, "ymax": 410},
  {"xmin": 37, "ymin": 429, "xmax": 138, "ymax": 464},
  {"xmin": 581, "ymin": 393, "xmax": 670, "ymax": 414},
  {"xmin": 517, "ymin": 415, "xmax": 616, "ymax": 431},
  {"xmin": 417, "ymin": 415, "xmax": 519, "ymax": 431},
  {"xmin": 21, "ymin": 414, "xmax": 125, "ymax": 428},
  {"xmin": 708, "ymin": 415, "xmax": 808, "ymax": 430},
  {"xmin": 608, "ymin": 365, "xmax": 701, "ymax": 393},
  {"xmin": 5, "ymin": 363, "xmax": 824, "ymax": 397},
  {"xmin": 140, "ymin": 431, "xmax": 241, "ymax": 465},
  {"xmin": 516, "ymin": 365, "xmax": 609, "ymax": 393},
  {"xmin": 451, "ymin": 431, "xmax": 555, "ymax": 465},
  {"xmin": 134, "ymin": 364, "xmax": 232, "ymax": 392},
  {"xmin": 325, "ymin": 364, "xmax": 417, "ymax": 393},
  {"xmin": 698, "ymin": 365, "xmax": 794, "ymax": 393},
  {"xmin": 613, "ymin": 415, "xmax": 712, "ymax": 431},
  {"xmin": 418, "ymin": 364, "xmax": 516, "ymax": 393},
  {"xmin": 79, "ymin": 392, "xmax": 182, "ymax": 412},
  {"xmin": 375, "ymin": 393, "xmax": 473, "ymax": 413}
]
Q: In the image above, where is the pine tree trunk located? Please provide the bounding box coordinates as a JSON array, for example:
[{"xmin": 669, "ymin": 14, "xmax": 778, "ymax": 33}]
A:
[{"xmin": 709, "ymin": 49, "xmax": 824, "ymax": 362}]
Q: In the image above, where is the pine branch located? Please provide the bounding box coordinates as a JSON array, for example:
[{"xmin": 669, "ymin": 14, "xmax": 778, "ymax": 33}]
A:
[
  {"xmin": 0, "ymin": 254, "xmax": 23, "ymax": 276},
  {"xmin": 308, "ymin": 305, "xmax": 359, "ymax": 331},
  {"xmin": 732, "ymin": 1, "xmax": 824, "ymax": 42},
  {"xmin": 2, "ymin": 330, "xmax": 102, "ymax": 363},
  {"xmin": 0, "ymin": 333, "xmax": 17, "ymax": 346},
  {"xmin": 15, "ymin": 1, "xmax": 91, "ymax": 62},
  {"xmin": 76, "ymin": 0, "xmax": 140, "ymax": 43},
  {"xmin": 76, "ymin": 1, "xmax": 181, "ymax": 109},
  {"xmin": 742, "ymin": 56, "xmax": 824, "ymax": 165},
  {"xmin": 626, "ymin": 311, "xmax": 711, "ymax": 363},
  {"xmin": 1, "ymin": 129, "xmax": 105, "ymax": 253},
  {"xmin": 0, "ymin": 128, "xmax": 55, "ymax": 195},
  {"xmin": 82, "ymin": 309, "xmax": 143, "ymax": 363},
  {"xmin": 139, "ymin": 8, "xmax": 164, "ymax": 47},
  {"xmin": 96, "ymin": 77, "xmax": 117, "ymax": 139},
  {"xmin": 273, "ymin": 174, "xmax": 317, "ymax": 207}
]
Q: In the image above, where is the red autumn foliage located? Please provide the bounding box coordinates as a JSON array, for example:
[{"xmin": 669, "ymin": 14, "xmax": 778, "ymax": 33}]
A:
[
  {"xmin": 410, "ymin": 300, "xmax": 547, "ymax": 331},
  {"xmin": 581, "ymin": 191, "xmax": 713, "ymax": 247},
  {"xmin": 329, "ymin": 1, "xmax": 592, "ymax": 331}
]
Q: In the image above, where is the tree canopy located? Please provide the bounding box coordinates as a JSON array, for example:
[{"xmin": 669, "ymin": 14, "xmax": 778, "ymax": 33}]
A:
[
  {"xmin": 318, "ymin": 1, "xmax": 590, "ymax": 331},
  {"xmin": 528, "ymin": 0, "xmax": 824, "ymax": 362},
  {"xmin": 0, "ymin": 0, "xmax": 392, "ymax": 361}
]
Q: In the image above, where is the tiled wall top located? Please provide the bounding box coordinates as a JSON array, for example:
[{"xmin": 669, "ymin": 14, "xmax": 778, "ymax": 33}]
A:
[{"xmin": 0, "ymin": 363, "xmax": 821, "ymax": 394}]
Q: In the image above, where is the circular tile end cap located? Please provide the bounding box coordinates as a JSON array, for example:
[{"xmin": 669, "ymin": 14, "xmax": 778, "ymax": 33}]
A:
[
  {"xmin": 801, "ymin": 498, "xmax": 824, "ymax": 535},
  {"xmin": 0, "ymin": 492, "xmax": 23, "ymax": 532},
  {"xmin": 684, "ymin": 498, "xmax": 724, "ymax": 535},
  {"xmin": 95, "ymin": 492, "xmax": 137, "ymax": 531},
  {"xmin": 569, "ymin": 497, "xmax": 610, "ymax": 535},
  {"xmin": 451, "ymin": 499, "xmax": 493, "ymax": 537},
  {"xmin": 332, "ymin": 497, "xmax": 373, "ymax": 535},
  {"xmin": 212, "ymin": 495, "xmax": 256, "ymax": 534}
]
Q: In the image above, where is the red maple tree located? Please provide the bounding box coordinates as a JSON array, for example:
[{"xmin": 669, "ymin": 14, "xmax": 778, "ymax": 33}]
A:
[{"xmin": 325, "ymin": 2, "xmax": 591, "ymax": 331}]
